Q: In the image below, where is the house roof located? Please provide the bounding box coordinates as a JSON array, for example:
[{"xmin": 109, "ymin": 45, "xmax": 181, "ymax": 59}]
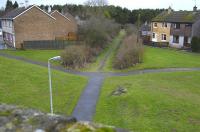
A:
[
  {"xmin": 50, "ymin": 10, "xmax": 70, "ymax": 21},
  {"xmin": 64, "ymin": 12, "xmax": 76, "ymax": 22},
  {"xmin": 152, "ymin": 10, "xmax": 200, "ymax": 23},
  {"xmin": 1, "ymin": 5, "xmax": 56, "ymax": 20},
  {"xmin": 1, "ymin": 7, "xmax": 30, "ymax": 19}
]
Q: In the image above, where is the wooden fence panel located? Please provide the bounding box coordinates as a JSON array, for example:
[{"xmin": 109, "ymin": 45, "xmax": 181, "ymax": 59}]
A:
[{"xmin": 22, "ymin": 40, "xmax": 77, "ymax": 49}]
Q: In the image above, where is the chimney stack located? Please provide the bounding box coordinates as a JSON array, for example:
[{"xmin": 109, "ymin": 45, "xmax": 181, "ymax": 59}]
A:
[
  {"xmin": 25, "ymin": 0, "xmax": 29, "ymax": 8},
  {"xmin": 193, "ymin": 6, "xmax": 197, "ymax": 12},
  {"xmin": 48, "ymin": 6, "xmax": 51, "ymax": 13},
  {"xmin": 168, "ymin": 6, "xmax": 172, "ymax": 14}
]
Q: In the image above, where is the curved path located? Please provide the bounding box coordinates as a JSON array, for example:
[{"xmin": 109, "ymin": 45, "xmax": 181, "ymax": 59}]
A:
[{"xmin": 1, "ymin": 52, "xmax": 200, "ymax": 121}]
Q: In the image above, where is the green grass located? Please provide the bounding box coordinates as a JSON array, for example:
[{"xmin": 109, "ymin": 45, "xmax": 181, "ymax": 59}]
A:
[
  {"xmin": 102, "ymin": 31, "xmax": 126, "ymax": 72},
  {"xmin": 0, "ymin": 49, "xmax": 61, "ymax": 63},
  {"xmin": 105, "ymin": 46, "xmax": 200, "ymax": 72},
  {"xmin": 95, "ymin": 71, "xmax": 200, "ymax": 131},
  {"xmin": 1, "ymin": 43, "xmax": 200, "ymax": 73},
  {"xmin": 79, "ymin": 30, "xmax": 126, "ymax": 72},
  {"xmin": 0, "ymin": 56, "xmax": 88, "ymax": 115},
  {"xmin": 80, "ymin": 47, "xmax": 110, "ymax": 72}
]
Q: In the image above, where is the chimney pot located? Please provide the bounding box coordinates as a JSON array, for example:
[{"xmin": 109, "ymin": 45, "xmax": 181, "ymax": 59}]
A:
[
  {"xmin": 168, "ymin": 6, "xmax": 172, "ymax": 14},
  {"xmin": 193, "ymin": 6, "xmax": 197, "ymax": 12}
]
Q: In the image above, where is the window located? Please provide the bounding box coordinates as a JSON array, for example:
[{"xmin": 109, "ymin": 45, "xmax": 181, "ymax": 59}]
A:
[
  {"xmin": 152, "ymin": 33, "xmax": 156, "ymax": 38},
  {"xmin": 6, "ymin": 20, "xmax": 8, "ymax": 27},
  {"xmin": 161, "ymin": 34, "xmax": 167, "ymax": 41},
  {"xmin": 185, "ymin": 24, "xmax": 192, "ymax": 27},
  {"xmin": 2, "ymin": 20, "xmax": 5, "ymax": 27},
  {"xmin": 154, "ymin": 23, "xmax": 157, "ymax": 28},
  {"xmin": 9, "ymin": 21, "xmax": 11, "ymax": 27},
  {"xmin": 174, "ymin": 23, "xmax": 180, "ymax": 29},
  {"xmin": 173, "ymin": 35, "xmax": 179, "ymax": 43},
  {"xmin": 162, "ymin": 22, "xmax": 167, "ymax": 28}
]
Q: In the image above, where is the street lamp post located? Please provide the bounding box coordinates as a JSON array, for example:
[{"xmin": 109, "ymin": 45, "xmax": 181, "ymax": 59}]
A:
[{"xmin": 48, "ymin": 56, "xmax": 61, "ymax": 115}]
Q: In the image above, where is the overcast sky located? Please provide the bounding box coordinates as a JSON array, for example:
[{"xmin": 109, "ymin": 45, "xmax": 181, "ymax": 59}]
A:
[{"xmin": 0, "ymin": 0, "xmax": 199, "ymax": 11}]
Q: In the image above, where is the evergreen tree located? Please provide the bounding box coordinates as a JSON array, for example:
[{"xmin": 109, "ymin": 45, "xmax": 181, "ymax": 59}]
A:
[
  {"xmin": 5, "ymin": 0, "xmax": 13, "ymax": 11},
  {"xmin": 13, "ymin": 1, "xmax": 19, "ymax": 9}
]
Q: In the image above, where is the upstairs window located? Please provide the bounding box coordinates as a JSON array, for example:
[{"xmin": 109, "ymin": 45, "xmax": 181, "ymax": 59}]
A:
[
  {"xmin": 161, "ymin": 34, "xmax": 167, "ymax": 41},
  {"xmin": 162, "ymin": 22, "xmax": 167, "ymax": 28},
  {"xmin": 154, "ymin": 23, "xmax": 157, "ymax": 28},
  {"xmin": 185, "ymin": 24, "xmax": 192, "ymax": 27},
  {"xmin": 174, "ymin": 23, "xmax": 180, "ymax": 29},
  {"xmin": 9, "ymin": 21, "xmax": 12, "ymax": 27},
  {"xmin": 6, "ymin": 20, "xmax": 8, "ymax": 27}
]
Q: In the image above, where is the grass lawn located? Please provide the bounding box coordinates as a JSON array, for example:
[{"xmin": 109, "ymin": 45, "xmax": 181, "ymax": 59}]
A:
[
  {"xmin": 1, "ymin": 44, "xmax": 200, "ymax": 73},
  {"xmin": 0, "ymin": 49, "xmax": 61, "ymax": 63},
  {"xmin": 95, "ymin": 71, "xmax": 200, "ymax": 131},
  {"xmin": 0, "ymin": 56, "xmax": 88, "ymax": 115},
  {"xmin": 104, "ymin": 46, "xmax": 200, "ymax": 72}
]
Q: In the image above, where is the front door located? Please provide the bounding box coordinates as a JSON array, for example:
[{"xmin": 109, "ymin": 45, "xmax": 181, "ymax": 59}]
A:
[{"xmin": 184, "ymin": 37, "xmax": 190, "ymax": 47}]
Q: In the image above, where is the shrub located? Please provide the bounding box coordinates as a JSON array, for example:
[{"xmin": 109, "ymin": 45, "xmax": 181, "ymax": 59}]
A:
[
  {"xmin": 191, "ymin": 37, "xmax": 200, "ymax": 52},
  {"xmin": 124, "ymin": 24, "xmax": 137, "ymax": 35},
  {"xmin": 61, "ymin": 45, "xmax": 92, "ymax": 69},
  {"xmin": 113, "ymin": 34, "xmax": 144, "ymax": 69}
]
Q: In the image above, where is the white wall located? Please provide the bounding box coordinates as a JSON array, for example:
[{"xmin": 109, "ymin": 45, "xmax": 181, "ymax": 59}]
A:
[
  {"xmin": 169, "ymin": 35, "xmax": 184, "ymax": 48},
  {"xmin": 188, "ymin": 37, "xmax": 191, "ymax": 43},
  {"xmin": 151, "ymin": 33, "xmax": 157, "ymax": 42},
  {"xmin": 2, "ymin": 20, "xmax": 14, "ymax": 34}
]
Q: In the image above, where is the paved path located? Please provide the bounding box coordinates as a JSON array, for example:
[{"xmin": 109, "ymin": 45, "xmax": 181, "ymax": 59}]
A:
[
  {"xmin": 1, "ymin": 52, "xmax": 200, "ymax": 122},
  {"xmin": 72, "ymin": 75, "xmax": 104, "ymax": 121}
]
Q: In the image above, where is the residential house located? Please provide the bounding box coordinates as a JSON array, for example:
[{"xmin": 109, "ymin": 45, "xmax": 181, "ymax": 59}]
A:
[
  {"xmin": 0, "ymin": 18, "xmax": 2, "ymax": 41},
  {"xmin": 151, "ymin": 6, "xmax": 200, "ymax": 48},
  {"xmin": 151, "ymin": 8, "xmax": 172, "ymax": 46},
  {"xmin": 1, "ymin": 5, "xmax": 55, "ymax": 48},
  {"xmin": 0, "ymin": 5, "xmax": 78, "ymax": 49},
  {"xmin": 0, "ymin": 11, "xmax": 5, "ymax": 48},
  {"xmin": 140, "ymin": 22, "xmax": 151, "ymax": 44},
  {"xmin": 64, "ymin": 12, "xmax": 78, "ymax": 33},
  {"xmin": 51, "ymin": 10, "xmax": 76, "ymax": 39}
]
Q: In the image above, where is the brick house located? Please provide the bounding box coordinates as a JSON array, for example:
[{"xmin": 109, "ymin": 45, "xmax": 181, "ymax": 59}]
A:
[
  {"xmin": 151, "ymin": 6, "xmax": 200, "ymax": 48},
  {"xmin": 1, "ymin": 5, "xmax": 55, "ymax": 48},
  {"xmin": 0, "ymin": 5, "xmax": 77, "ymax": 48},
  {"xmin": 51, "ymin": 10, "xmax": 73, "ymax": 38},
  {"xmin": 151, "ymin": 7, "xmax": 173, "ymax": 46}
]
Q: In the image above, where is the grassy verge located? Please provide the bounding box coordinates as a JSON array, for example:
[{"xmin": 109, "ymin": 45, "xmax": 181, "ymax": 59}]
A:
[
  {"xmin": 107, "ymin": 46, "xmax": 200, "ymax": 72},
  {"xmin": 102, "ymin": 31, "xmax": 126, "ymax": 72},
  {"xmin": 0, "ymin": 50, "xmax": 61, "ymax": 63},
  {"xmin": 95, "ymin": 71, "xmax": 200, "ymax": 131},
  {"xmin": 0, "ymin": 56, "xmax": 88, "ymax": 115},
  {"xmin": 2, "ymin": 43, "xmax": 200, "ymax": 73}
]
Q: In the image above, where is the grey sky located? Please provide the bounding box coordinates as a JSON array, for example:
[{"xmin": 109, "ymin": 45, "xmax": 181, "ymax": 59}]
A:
[{"xmin": 0, "ymin": 0, "xmax": 199, "ymax": 11}]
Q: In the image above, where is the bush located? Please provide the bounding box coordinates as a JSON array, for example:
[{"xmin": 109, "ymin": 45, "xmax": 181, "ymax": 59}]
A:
[
  {"xmin": 113, "ymin": 34, "xmax": 144, "ymax": 69},
  {"xmin": 61, "ymin": 45, "xmax": 92, "ymax": 68},
  {"xmin": 124, "ymin": 24, "xmax": 137, "ymax": 35},
  {"xmin": 191, "ymin": 37, "xmax": 200, "ymax": 52}
]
